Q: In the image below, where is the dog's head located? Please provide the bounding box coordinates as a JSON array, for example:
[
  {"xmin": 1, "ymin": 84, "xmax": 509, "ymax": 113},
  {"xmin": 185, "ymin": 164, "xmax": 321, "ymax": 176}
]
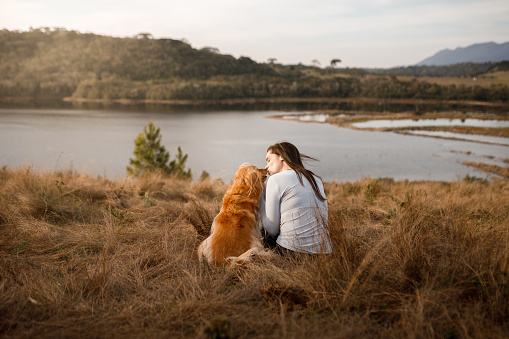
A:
[{"xmin": 233, "ymin": 163, "xmax": 267, "ymax": 199}]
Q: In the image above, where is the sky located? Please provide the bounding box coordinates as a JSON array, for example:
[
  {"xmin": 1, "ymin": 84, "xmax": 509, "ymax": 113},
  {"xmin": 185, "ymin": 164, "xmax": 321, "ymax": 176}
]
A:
[{"xmin": 1, "ymin": 0, "xmax": 508, "ymax": 68}]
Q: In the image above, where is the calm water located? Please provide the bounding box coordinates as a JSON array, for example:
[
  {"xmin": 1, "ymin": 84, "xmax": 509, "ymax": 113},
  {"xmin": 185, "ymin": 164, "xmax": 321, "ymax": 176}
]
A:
[
  {"xmin": 351, "ymin": 118, "xmax": 509, "ymax": 129},
  {"xmin": 1, "ymin": 107, "xmax": 508, "ymax": 182}
]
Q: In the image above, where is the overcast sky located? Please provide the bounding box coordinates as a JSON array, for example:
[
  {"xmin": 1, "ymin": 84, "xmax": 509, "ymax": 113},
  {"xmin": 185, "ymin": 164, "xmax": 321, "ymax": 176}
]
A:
[{"xmin": 1, "ymin": 0, "xmax": 508, "ymax": 68}]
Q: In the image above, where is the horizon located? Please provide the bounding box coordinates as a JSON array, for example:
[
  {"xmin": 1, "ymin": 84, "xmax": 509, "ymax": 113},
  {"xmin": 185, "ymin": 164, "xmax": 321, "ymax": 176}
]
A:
[{"xmin": 1, "ymin": 0, "xmax": 508, "ymax": 68}]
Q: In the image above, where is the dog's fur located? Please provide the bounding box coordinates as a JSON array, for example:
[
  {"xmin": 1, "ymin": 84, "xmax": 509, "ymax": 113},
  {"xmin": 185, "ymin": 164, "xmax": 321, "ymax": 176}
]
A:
[{"xmin": 198, "ymin": 164, "xmax": 269, "ymax": 266}]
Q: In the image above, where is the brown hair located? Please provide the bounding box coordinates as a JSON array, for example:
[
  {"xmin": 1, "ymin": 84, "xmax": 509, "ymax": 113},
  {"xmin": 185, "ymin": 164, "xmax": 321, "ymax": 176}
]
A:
[{"xmin": 267, "ymin": 141, "xmax": 326, "ymax": 202}]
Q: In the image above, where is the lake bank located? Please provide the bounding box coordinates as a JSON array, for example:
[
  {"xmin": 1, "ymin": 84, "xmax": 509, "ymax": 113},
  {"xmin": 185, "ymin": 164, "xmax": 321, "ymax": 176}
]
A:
[
  {"xmin": 3, "ymin": 95, "xmax": 509, "ymax": 110},
  {"xmin": 62, "ymin": 96, "xmax": 509, "ymax": 109},
  {"xmin": 270, "ymin": 109, "xmax": 509, "ymax": 147}
]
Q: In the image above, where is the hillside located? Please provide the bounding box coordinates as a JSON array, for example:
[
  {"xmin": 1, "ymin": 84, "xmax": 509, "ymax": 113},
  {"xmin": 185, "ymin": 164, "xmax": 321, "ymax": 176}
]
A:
[
  {"xmin": 417, "ymin": 41, "xmax": 509, "ymax": 66},
  {"xmin": 1, "ymin": 28, "xmax": 508, "ymax": 103},
  {"xmin": 371, "ymin": 61, "xmax": 509, "ymax": 77},
  {"xmin": 0, "ymin": 28, "xmax": 274, "ymax": 98}
]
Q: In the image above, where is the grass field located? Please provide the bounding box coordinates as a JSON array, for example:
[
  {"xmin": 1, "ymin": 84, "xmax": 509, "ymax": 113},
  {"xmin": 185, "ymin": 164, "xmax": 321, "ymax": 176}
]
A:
[
  {"xmin": 1, "ymin": 166, "xmax": 508, "ymax": 338},
  {"xmin": 302, "ymin": 68, "xmax": 509, "ymax": 88},
  {"xmin": 397, "ymin": 71, "xmax": 509, "ymax": 88}
]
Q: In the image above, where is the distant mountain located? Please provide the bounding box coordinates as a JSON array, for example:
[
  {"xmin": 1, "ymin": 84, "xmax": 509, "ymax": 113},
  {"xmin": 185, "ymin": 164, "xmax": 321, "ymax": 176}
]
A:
[{"xmin": 416, "ymin": 42, "xmax": 509, "ymax": 66}]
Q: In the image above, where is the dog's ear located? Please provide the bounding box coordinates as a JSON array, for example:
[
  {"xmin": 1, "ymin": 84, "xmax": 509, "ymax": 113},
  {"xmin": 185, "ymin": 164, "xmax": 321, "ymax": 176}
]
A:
[
  {"xmin": 234, "ymin": 165, "xmax": 264, "ymax": 198},
  {"xmin": 234, "ymin": 165, "xmax": 249, "ymax": 182},
  {"xmin": 235, "ymin": 163, "xmax": 252, "ymax": 179},
  {"xmin": 243, "ymin": 167, "xmax": 264, "ymax": 198}
]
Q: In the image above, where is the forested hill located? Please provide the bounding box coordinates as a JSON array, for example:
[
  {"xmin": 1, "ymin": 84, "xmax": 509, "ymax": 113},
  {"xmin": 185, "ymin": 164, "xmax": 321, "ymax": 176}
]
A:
[
  {"xmin": 0, "ymin": 28, "xmax": 274, "ymax": 98},
  {"xmin": 1, "ymin": 28, "xmax": 508, "ymax": 103},
  {"xmin": 0, "ymin": 29, "xmax": 275, "ymax": 79}
]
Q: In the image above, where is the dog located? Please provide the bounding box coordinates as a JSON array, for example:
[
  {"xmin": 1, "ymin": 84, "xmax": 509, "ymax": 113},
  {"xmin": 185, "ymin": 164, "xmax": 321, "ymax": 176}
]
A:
[{"xmin": 198, "ymin": 164, "xmax": 269, "ymax": 266}]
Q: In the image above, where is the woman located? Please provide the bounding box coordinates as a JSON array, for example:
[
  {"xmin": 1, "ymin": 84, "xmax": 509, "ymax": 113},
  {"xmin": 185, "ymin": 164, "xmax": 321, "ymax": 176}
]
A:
[{"xmin": 260, "ymin": 142, "xmax": 333, "ymax": 254}]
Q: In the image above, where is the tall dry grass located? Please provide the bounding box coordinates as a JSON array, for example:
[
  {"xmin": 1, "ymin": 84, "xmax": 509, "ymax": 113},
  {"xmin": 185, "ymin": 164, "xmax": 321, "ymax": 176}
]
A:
[{"xmin": 1, "ymin": 167, "xmax": 508, "ymax": 338}]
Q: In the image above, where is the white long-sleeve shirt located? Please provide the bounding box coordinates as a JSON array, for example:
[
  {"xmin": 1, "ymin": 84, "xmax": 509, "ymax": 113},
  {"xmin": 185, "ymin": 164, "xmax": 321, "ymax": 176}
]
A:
[{"xmin": 260, "ymin": 169, "xmax": 333, "ymax": 254}]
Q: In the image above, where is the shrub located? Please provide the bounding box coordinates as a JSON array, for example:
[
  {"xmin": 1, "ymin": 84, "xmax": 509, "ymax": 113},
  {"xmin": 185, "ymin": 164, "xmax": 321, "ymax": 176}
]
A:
[{"xmin": 126, "ymin": 121, "xmax": 191, "ymax": 179}]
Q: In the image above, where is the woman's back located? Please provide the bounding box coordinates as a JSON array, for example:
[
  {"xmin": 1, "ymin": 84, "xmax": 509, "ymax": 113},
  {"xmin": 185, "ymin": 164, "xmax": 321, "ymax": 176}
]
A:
[{"xmin": 261, "ymin": 169, "xmax": 332, "ymax": 253}]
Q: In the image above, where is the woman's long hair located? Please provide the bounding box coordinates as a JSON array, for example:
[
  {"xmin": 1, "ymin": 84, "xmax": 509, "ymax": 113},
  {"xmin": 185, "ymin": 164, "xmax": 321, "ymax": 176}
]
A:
[{"xmin": 267, "ymin": 141, "xmax": 326, "ymax": 202}]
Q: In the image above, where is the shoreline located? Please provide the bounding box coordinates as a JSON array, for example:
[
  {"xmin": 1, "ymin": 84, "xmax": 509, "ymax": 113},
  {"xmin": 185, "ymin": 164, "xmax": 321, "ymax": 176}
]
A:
[
  {"xmin": 0, "ymin": 95, "xmax": 506, "ymax": 108},
  {"xmin": 61, "ymin": 96, "xmax": 509, "ymax": 108},
  {"xmin": 268, "ymin": 110, "xmax": 509, "ymax": 147}
]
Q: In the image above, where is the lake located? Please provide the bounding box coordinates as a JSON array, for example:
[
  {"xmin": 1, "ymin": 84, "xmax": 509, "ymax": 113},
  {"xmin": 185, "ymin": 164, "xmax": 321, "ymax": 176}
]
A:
[{"xmin": 1, "ymin": 106, "xmax": 508, "ymax": 182}]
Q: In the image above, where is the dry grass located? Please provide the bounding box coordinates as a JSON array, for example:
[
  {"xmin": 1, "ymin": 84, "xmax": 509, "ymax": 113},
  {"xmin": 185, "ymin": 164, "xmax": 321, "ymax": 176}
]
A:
[
  {"xmin": 463, "ymin": 161, "xmax": 509, "ymax": 179},
  {"xmin": 397, "ymin": 71, "xmax": 509, "ymax": 87},
  {"xmin": 1, "ymin": 167, "xmax": 508, "ymax": 338},
  {"xmin": 304, "ymin": 69, "xmax": 509, "ymax": 88}
]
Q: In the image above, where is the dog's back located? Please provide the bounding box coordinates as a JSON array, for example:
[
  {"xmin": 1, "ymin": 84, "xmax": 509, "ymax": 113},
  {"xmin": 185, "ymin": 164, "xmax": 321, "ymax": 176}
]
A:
[
  {"xmin": 208, "ymin": 200, "xmax": 258, "ymax": 264},
  {"xmin": 197, "ymin": 164, "xmax": 267, "ymax": 266}
]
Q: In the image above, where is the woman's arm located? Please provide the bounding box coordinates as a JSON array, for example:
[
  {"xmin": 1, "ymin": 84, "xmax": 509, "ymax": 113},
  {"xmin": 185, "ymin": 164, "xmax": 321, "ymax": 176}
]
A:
[{"xmin": 260, "ymin": 176, "xmax": 281, "ymax": 237}]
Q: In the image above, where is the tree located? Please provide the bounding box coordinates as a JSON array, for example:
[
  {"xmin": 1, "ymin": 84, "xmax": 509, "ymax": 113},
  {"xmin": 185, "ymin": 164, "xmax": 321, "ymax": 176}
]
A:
[
  {"xmin": 330, "ymin": 58, "xmax": 341, "ymax": 68},
  {"xmin": 126, "ymin": 121, "xmax": 192, "ymax": 179},
  {"xmin": 136, "ymin": 32, "xmax": 153, "ymax": 39},
  {"xmin": 200, "ymin": 46, "xmax": 220, "ymax": 54},
  {"xmin": 328, "ymin": 58, "xmax": 342, "ymax": 74},
  {"xmin": 169, "ymin": 146, "xmax": 192, "ymax": 179}
]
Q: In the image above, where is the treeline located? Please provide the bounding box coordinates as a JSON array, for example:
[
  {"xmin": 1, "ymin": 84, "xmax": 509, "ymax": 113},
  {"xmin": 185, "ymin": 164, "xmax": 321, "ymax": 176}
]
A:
[
  {"xmin": 1, "ymin": 28, "xmax": 508, "ymax": 103},
  {"xmin": 370, "ymin": 61, "xmax": 509, "ymax": 77},
  {"xmin": 68, "ymin": 74, "xmax": 508, "ymax": 102},
  {"xmin": 359, "ymin": 76, "xmax": 509, "ymax": 102}
]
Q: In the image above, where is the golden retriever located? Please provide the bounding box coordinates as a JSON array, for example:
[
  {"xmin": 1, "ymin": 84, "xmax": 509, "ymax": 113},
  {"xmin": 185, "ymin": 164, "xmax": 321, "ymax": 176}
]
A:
[{"xmin": 198, "ymin": 164, "xmax": 269, "ymax": 266}]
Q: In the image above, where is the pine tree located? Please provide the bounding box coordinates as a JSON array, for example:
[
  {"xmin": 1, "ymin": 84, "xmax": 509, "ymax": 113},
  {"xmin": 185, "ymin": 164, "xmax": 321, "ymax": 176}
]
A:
[
  {"xmin": 126, "ymin": 121, "xmax": 191, "ymax": 179},
  {"xmin": 170, "ymin": 146, "xmax": 192, "ymax": 179}
]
